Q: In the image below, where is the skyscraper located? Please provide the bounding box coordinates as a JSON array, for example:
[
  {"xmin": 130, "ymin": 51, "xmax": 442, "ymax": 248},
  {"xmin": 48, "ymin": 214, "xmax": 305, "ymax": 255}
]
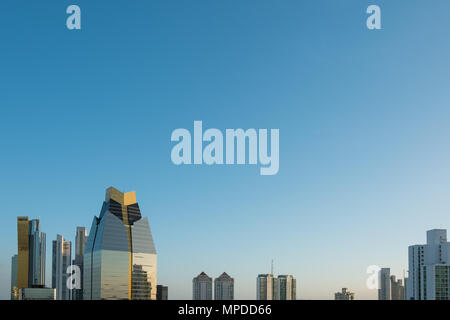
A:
[
  {"xmin": 28, "ymin": 219, "xmax": 46, "ymax": 287},
  {"xmin": 390, "ymin": 276, "xmax": 405, "ymax": 300},
  {"xmin": 257, "ymin": 274, "xmax": 296, "ymax": 300},
  {"xmin": 214, "ymin": 272, "xmax": 234, "ymax": 300},
  {"xmin": 11, "ymin": 255, "xmax": 18, "ymax": 300},
  {"xmin": 378, "ymin": 268, "xmax": 391, "ymax": 300},
  {"xmin": 257, "ymin": 274, "xmax": 275, "ymax": 300},
  {"xmin": 17, "ymin": 217, "xmax": 30, "ymax": 290},
  {"xmin": 52, "ymin": 235, "xmax": 72, "ymax": 300},
  {"xmin": 276, "ymin": 275, "xmax": 296, "ymax": 300},
  {"xmin": 72, "ymin": 226, "xmax": 87, "ymax": 300},
  {"xmin": 16, "ymin": 217, "xmax": 46, "ymax": 290},
  {"xmin": 83, "ymin": 187, "xmax": 157, "ymax": 300},
  {"xmin": 193, "ymin": 272, "xmax": 213, "ymax": 300},
  {"xmin": 407, "ymin": 229, "xmax": 450, "ymax": 300},
  {"xmin": 334, "ymin": 288, "xmax": 355, "ymax": 300}
]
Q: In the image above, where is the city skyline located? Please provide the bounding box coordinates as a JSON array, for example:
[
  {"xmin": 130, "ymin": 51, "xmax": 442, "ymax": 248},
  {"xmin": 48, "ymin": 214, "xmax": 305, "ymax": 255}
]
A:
[
  {"xmin": 1, "ymin": 0, "xmax": 450, "ymax": 300},
  {"xmin": 5, "ymin": 206, "xmax": 450, "ymax": 299},
  {"xmin": 4, "ymin": 188, "xmax": 450, "ymax": 299}
]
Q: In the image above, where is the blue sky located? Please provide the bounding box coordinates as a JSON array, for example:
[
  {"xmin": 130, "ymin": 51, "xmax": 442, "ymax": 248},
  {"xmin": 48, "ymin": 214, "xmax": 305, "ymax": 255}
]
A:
[{"xmin": 1, "ymin": 0, "xmax": 450, "ymax": 299}]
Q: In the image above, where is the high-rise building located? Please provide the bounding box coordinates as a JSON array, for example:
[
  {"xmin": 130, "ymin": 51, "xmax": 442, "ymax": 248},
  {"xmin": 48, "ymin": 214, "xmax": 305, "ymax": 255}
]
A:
[
  {"xmin": 28, "ymin": 219, "xmax": 46, "ymax": 287},
  {"xmin": 11, "ymin": 255, "xmax": 18, "ymax": 300},
  {"xmin": 378, "ymin": 268, "xmax": 391, "ymax": 300},
  {"xmin": 276, "ymin": 275, "xmax": 296, "ymax": 300},
  {"xmin": 257, "ymin": 274, "xmax": 275, "ymax": 300},
  {"xmin": 52, "ymin": 235, "xmax": 72, "ymax": 300},
  {"xmin": 257, "ymin": 274, "xmax": 296, "ymax": 300},
  {"xmin": 17, "ymin": 217, "xmax": 30, "ymax": 290},
  {"xmin": 72, "ymin": 226, "xmax": 87, "ymax": 300},
  {"xmin": 84, "ymin": 187, "xmax": 157, "ymax": 300},
  {"xmin": 16, "ymin": 217, "xmax": 46, "ymax": 290},
  {"xmin": 214, "ymin": 272, "xmax": 234, "ymax": 300},
  {"xmin": 391, "ymin": 276, "xmax": 405, "ymax": 300},
  {"xmin": 334, "ymin": 288, "xmax": 355, "ymax": 300},
  {"xmin": 378, "ymin": 268, "xmax": 405, "ymax": 300},
  {"xmin": 407, "ymin": 229, "xmax": 450, "ymax": 300},
  {"xmin": 157, "ymin": 285, "xmax": 168, "ymax": 300},
  {"xmin": 193, "ymin": 272, "xmax": 213, "ymax": 300}
]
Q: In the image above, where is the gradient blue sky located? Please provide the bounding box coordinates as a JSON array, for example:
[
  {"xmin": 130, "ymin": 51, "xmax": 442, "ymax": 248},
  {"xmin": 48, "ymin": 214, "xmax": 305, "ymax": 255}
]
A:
[{"xmin": 1, "ymin": 0, "xmax": 450, "ymax": 299}]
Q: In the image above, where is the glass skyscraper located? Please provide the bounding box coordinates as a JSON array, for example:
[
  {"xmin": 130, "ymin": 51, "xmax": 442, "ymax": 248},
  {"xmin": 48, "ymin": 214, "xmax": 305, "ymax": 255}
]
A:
[
  {"xmin": 16, "ymin": 216, "xmax": 46, "ymax": 293},
  {"xmin": 28, "ymin": 219, "xmax": 46, "ymax": 287},
  {"xmin": 83, "ymin": 187, "xmax": 157, "ymax": 300}
]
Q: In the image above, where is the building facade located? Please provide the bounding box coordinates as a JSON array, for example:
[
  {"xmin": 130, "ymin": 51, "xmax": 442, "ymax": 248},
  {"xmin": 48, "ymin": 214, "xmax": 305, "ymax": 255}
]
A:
[
  {"xmin": 84, "ymin": 187, "xmax": 157, "ymax": 300},
  {"xmin": 52, "ymin": 234, "xmax": 72, "ymax": 300},
  {"xmin": 423, "ymin": 264, "xmax": 450, "ymax": 300},
  {"xmin": 335, "ymin": 288, "xmax": 355, "ymax": 300},
  {"xmin": 407, "ymin": 229, "xmax": 450, "ymax": 300},
  {"xmin": 72, "ymin": 226, "xmax": 87, "ymax": 300},
  {"xmin": 193, "ymin": 272, "xmax": 213, "ymax": 300},
  {"xmin": 214, "ymin": 272, "xmax": 234, "ymax": 300}
]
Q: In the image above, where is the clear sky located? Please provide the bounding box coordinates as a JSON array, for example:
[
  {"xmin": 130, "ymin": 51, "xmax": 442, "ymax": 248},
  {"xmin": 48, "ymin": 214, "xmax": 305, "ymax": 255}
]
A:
[{"xmin": 1, "ymin": 0, "xmax": 450, "ymax": 300}]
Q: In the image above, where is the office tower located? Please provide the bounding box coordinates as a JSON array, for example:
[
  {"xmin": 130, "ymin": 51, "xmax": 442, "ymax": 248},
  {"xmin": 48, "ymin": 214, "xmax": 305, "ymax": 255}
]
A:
[
  {"xmin": 72, "ymin": 226, "xmax": 87, "ymax": 300},
  {"xmin": 84, "ymin": 187, "xmax": 157, "ymax": 300},
  {"xmin": 193, "ymin": 272, "xmax": 213, "ymax": 300},
  {"xmin": 378, "ymin": 268, "xmax": 391, "ymax": 300},
  {"xmin": 16, "ymin": 217, "xmax": 46, "ymax": 289},
  {"xmin": 276, "ymin": 275, "xmax": 296, "ymax": 300},
  {"xmin": 28, "ymin": 219, "xmax": 46, "ymax": 287},
  {"xmin": 17, "ymin": 217, "xmax": 30, "ymax": 289},
  {"xmin": 214, "ymin": 272, "xmax": 234, "ymax": 300},
  {"xmin": 157, "ymin": 285, "xmax": 168, "ymax": 300},
  {"xmin": 257, "ymin": 274, "xmax": 275, "ymax": 300},
  {"xmin": 407, "ymin": 229, "xmax": 450, "ymax": 300},
  {"xmin": 334, "ymin": 288, "xmax": 355, "ymax": 300},
  {"xmin": 390, "ymin": 276, "xmax": 405, "ymax": 300},
  {"xmin": 19, "ymin": 288, "xmax": 56, "ymax": 300},
  {"xmin": 11, "ymin": 255, "xmax": 18, "ymax": 300},
  {"xmin": 52, "ymin": 235, "xmax": 72, "ymax": 300}
]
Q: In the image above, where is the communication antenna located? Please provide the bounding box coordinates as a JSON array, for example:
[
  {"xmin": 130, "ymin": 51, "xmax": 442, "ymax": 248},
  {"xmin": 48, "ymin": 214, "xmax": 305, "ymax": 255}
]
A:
[{"xmin": 271, "ymin": 259, "xmax": 274, "ymax": 275}]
